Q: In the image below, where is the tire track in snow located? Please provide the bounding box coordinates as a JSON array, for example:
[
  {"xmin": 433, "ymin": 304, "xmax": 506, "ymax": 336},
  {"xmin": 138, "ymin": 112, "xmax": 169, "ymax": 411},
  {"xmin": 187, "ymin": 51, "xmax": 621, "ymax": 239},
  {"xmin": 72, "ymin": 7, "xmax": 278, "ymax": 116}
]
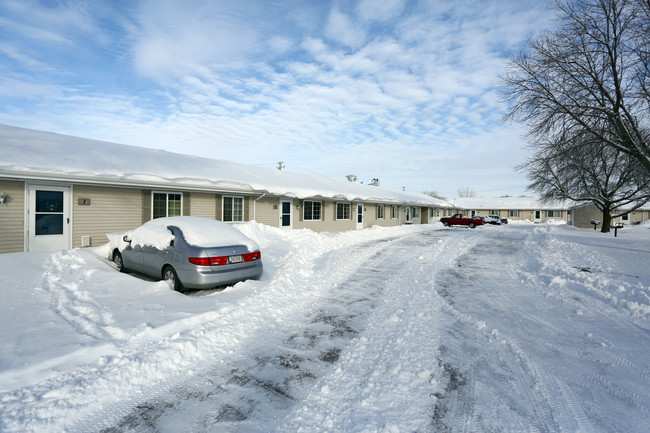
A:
[
  {"xmin": 432, "ymin": 226, "xmax": 650, "ymax": 432},
  {"xmin": 277, "ymin": 229, "xmax": 482, "ymax": 432},
  {"xmin": 94, "ymin": 228, "xmax": 471, "ymax": 432}
]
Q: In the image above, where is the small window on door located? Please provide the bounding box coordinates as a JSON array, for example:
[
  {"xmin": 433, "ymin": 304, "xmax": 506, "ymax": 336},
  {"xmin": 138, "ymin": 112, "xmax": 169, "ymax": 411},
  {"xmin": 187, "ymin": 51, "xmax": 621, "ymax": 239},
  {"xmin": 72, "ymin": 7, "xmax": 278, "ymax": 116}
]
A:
[{"xmin": 35, "ymin": 190, "xmax": 64, "ymax": 235}]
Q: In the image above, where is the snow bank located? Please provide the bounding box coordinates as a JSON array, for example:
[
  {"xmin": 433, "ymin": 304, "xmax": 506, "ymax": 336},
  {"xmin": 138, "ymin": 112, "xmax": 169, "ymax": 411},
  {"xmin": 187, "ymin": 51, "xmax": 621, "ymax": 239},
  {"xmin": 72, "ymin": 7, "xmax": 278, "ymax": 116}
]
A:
[{"xmin": 0, "ymin": 222, "xmax": 648, "ymax": 432}]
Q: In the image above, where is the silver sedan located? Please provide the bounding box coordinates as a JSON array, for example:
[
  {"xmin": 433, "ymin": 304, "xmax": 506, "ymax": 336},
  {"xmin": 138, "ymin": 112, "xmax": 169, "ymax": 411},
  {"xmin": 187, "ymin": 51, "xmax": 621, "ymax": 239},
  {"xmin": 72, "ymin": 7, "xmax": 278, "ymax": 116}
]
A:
[{"xmin": 110, "ymin": 216, "xmax": 263, "ymax": 291}]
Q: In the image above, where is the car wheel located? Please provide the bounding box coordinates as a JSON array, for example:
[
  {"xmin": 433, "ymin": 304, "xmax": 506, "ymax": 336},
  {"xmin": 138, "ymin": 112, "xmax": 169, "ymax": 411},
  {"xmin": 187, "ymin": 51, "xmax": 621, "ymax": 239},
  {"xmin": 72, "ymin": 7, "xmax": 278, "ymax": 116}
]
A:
[
  {"xmin": 443, "ymin": 221, "xmax": 450, "ymax": 227},
  {"xmin": 468, "ymin": 222, "xmax": 476, "ymax": 228},
  {"xmin": 163, "ymin": 266, "xmax": 185, "ymax": 292},
  {"xmin": 112, "ymin": 250, "xmax": 127, "ymax": 272}
]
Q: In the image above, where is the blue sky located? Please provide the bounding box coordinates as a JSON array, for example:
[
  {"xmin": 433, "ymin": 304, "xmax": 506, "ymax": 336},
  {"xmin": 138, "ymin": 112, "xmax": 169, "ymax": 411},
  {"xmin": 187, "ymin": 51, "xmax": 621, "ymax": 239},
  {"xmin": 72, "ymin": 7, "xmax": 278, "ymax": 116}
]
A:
[{"xmin": 0, "ymin": 0, "xmax": 554, "ymax": 198}]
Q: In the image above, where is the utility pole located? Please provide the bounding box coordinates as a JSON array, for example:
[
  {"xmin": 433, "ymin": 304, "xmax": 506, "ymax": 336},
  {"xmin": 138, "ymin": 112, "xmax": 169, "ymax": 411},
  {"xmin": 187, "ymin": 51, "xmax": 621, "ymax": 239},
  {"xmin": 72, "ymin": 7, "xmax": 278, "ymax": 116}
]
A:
[{"xmin": 276, "ymin": 161, "xmax": 285, "ymax": 171}]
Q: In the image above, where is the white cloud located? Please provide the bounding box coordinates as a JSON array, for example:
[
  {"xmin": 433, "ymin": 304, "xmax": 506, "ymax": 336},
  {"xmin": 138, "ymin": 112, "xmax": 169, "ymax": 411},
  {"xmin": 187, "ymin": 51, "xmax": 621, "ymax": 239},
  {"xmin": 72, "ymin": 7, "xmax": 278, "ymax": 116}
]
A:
[
  {"xmin": 324, "ymin": 7, "xmax": 366, "ymax": 48},
  {"xmin": 357, "ymin": 0, "xmax": 406, "ymax": 23},
  {"xmin": 128, "ymin": 0, "xmax": 266, "ymax": 82},
  {"xmin": 0, "ymin": 0, "xmax": 555, "ymax": 197}
]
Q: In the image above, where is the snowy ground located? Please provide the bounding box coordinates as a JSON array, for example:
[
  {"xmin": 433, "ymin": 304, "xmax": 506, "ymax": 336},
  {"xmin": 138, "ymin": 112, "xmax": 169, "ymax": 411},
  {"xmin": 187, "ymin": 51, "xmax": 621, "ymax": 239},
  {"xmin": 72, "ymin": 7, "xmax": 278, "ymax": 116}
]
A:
[{"xmin": 1, "ymin": 222, "xmax": 649, "ymax": 432}]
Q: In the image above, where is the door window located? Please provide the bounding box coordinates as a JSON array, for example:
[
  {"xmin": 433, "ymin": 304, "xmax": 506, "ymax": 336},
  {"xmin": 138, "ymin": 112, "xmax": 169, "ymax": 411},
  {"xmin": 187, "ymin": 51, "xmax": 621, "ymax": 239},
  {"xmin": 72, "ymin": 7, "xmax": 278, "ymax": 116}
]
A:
[
  {"xmin": 281, "ymin": 201, "xmax": 291, "ymax": 227},
  {"xmin": 35, "ymin": 190, "xmax": 64, "ymax": 235}
]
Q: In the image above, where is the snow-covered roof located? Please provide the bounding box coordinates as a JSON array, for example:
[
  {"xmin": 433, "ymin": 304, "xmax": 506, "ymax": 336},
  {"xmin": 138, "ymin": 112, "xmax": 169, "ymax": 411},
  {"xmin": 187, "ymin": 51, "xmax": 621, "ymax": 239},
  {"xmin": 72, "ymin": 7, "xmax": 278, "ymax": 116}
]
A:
[
  {"xmin": 450, "ymin": 196, "xmax": 572, "ymax": 210},
  {"xmin": 0, "ymin": 124, "xmax": 450, "ymax": 207},
  {"xmin": 568, "ymin": 201, "xmax": 650, "ymax": 211},
  {"xmin": 451, "ymin": 197, "xmax": 650, "ymax": 212}
]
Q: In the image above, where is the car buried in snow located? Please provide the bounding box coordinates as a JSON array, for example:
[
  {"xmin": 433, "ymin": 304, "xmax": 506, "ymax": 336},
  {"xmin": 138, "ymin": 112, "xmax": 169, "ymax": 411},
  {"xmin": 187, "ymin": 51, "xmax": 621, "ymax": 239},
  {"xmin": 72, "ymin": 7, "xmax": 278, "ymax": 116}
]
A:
[
  {"xmin": 475, "ymin": 214, "xmax": 501, "ymax": 225},
  {"xmin": 488, "ymin": 214, "xmax": 508, "ymax": 224},
  {"xmin": 108, "ymin": 216, "xmax": 262, "ymax": 292}
]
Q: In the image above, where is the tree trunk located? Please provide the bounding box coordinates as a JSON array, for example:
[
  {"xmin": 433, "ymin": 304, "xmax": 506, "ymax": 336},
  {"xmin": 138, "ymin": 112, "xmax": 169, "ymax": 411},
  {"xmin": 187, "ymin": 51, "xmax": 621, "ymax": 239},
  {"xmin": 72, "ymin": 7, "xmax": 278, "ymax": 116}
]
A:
[{"xmin": 601, "ymin": 204, "xmax": 612, "ymax": 233}]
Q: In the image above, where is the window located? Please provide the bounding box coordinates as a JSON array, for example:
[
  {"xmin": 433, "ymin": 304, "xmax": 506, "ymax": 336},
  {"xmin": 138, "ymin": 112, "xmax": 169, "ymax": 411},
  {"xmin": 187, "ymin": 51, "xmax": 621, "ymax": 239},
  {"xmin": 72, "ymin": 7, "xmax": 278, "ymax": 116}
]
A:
[
  {"xmin": 377, "ymin": 204, "xmax": 385, "ymax": 219},
  {"xmin": 337, "ymin": 202, "xmax": 351, "ymax": 220},
  {"xmin": 412, "ymin": 207, "xmax": 419, "ymax": 218},
  {"xmin": 622, "ymin": 214, "xmax": 629, "ymax": 221},
  {"xmin": 547, "ymin": 210, "xmax": 561, "ymax": 218},
  {"xmin": 489, "ymin": 210, "xmax": 499, "ymax": 216},
  {"xmin": 153, "ymin": 192, "xmax": 182, "ymax": 219},
  {"xmin": 303, "ymin": 200, "xmax": 322, "ymax": 221},
  {"xmin": 392, "ymin": 205, "xmax": 399, "ymax": 219},
  {"xmin": 509, "ymin": 210, "xmax": 519, "ymax": 218},
  {"xmin": 223, "ymin": 196, "xmax": 244, "ymax": 222}
]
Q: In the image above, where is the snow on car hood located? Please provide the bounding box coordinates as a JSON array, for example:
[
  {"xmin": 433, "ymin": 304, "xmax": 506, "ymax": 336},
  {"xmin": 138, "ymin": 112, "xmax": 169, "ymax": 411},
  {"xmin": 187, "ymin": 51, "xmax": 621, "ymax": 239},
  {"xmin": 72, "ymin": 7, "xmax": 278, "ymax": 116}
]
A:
[{"xmin": 122, "ymin": 216, "xmax": 260, "ymax": 251}]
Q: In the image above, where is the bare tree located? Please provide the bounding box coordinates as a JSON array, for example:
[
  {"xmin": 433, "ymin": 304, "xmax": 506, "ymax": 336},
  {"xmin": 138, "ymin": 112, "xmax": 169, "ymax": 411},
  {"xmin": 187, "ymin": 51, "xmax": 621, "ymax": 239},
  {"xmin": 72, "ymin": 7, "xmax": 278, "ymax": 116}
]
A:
[
  {"xmin": 423, "ymin": 190, "xmax": 447, "ymax": 199},
  {"xmin": 519, "ymin": 129, "xmax": 650, "ymax": 232},
  {"xmin": 457, "ymin": 186, "xmax": 476, "ymax": 198},
  {"xmin": 346, "ymin": 174, "xmax": 358, "ymax": 182},
  {"xmin": 502, "ymin": 0, "xmax": 650, "ymax": 173}
]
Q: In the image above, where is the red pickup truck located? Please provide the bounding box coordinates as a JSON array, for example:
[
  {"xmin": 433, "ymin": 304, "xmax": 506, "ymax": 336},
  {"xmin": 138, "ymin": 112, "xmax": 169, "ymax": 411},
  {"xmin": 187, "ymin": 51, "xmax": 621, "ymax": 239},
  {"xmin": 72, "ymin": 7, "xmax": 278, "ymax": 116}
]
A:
[{"xmin": 439, "ymin": 213, "xmax": 484, "ymax": 228}]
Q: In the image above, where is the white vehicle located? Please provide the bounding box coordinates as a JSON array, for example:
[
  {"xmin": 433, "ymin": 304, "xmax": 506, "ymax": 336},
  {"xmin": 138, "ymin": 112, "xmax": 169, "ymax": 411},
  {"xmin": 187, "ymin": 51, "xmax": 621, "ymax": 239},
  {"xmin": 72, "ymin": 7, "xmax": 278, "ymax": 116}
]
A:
[{"xmin": 475, "ymin": 214, "xmax": 501, "ymax": 225}]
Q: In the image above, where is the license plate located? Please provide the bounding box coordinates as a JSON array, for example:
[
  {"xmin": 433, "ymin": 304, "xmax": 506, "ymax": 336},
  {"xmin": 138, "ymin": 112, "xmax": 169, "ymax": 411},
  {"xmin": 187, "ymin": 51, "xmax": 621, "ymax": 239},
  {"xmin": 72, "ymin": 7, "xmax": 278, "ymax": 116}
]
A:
[{"xmin": 229, "ymin": 255, "xmax": 243, "ymax": 264}]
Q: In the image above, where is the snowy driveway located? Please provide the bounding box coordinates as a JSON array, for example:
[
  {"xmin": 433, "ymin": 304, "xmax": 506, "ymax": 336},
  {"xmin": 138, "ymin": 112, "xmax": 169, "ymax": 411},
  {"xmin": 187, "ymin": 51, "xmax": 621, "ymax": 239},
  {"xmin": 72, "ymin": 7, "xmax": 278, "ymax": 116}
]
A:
[{"xmin": 1, "ymin": 223, "xmax": 649, "ymax": 432}]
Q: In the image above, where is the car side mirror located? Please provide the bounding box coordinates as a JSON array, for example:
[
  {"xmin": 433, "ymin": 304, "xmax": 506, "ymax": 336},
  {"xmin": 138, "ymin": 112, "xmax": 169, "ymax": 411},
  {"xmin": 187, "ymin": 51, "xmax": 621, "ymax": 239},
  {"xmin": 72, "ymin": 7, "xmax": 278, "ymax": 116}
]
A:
[{"xmin": 123, "ymin": 235, "xmax": 132, "ymax": 243}]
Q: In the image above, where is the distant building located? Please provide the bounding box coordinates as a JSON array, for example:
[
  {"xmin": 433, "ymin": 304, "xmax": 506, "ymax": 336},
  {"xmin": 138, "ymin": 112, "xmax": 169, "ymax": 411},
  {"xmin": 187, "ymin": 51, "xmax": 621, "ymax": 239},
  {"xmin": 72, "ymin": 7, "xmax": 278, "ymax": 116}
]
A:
[
  {"xmin": 570, "ymin": 202, "xmax": 650, "ymax": 228},
  {"xmin": 449, "ymin": 197, "xmax": 570, "ymax": 224}
]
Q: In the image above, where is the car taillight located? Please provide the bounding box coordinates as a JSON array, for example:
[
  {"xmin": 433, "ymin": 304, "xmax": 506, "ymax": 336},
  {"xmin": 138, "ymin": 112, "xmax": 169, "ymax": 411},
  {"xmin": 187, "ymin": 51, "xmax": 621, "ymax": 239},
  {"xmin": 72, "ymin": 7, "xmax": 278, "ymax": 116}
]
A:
[
  {"xmin": 189, "ymin": 256, "xmax": 229, "ymax": 266},
  {"xmin": 243, "ymin": 251, "xmax": 261, "ymax": 262}
]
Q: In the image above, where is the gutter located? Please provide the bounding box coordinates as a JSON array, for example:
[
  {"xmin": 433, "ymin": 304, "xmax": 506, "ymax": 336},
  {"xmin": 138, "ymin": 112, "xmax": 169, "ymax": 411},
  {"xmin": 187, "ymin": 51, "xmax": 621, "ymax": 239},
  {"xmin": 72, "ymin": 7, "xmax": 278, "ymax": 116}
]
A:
[{"xmin": 0, "ymin": 170, "xmax": 259, "ymax": 196}]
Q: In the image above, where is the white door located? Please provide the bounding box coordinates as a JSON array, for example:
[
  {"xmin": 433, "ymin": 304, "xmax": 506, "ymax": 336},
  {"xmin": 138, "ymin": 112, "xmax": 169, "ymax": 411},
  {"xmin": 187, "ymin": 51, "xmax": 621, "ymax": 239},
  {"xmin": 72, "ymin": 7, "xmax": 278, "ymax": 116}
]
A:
[
  {"xmin": 534, "ymin": 210, "xmax": 542, "ymax": 222},
  {"xmin": 280, "ymin": 199, "xmax": 293, "ymax": 228},
  {"xmin": 356, "ymin": 203, "xmax": 364, "ymax": 229},
  {"xmin": 27, "ymin": 184, "xmax": 72, "ymax": 252}
]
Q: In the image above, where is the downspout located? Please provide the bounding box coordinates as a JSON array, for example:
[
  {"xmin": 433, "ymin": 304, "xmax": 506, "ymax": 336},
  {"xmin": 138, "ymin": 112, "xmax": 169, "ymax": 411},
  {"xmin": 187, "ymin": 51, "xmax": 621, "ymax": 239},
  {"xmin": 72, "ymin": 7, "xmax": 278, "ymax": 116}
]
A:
[{"xmin": 253, "ymin": 193, "xmax": 266, "ymax": 222}]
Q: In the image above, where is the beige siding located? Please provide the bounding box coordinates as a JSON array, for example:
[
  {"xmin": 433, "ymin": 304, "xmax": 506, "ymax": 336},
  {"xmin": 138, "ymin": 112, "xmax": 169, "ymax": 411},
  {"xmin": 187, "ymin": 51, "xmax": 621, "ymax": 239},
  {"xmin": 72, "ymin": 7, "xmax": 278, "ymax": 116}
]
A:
[
  {"xmin": 244, "ymin": 196, "xmax": 250, "ymax": 221},
  {"xmin": 365, "ymin": 203, "xmax": 400, "ymax": 228},
  {"xmin": 293, "ymin": 200, "xmax": 356, "ymax": 232},
  {"xmin": 572, "ymin": 204, "xmax": 605, "ymax": 228},
  {"xmin": 0, "ymin": 180, "xmax": 25, "ymax": 253},
  {"xmin": 365, "ymin": 204, "xmax": 378, "ymax": 227},
  {"xmin": 215, "ymin": 195, "xmax": 223, "ymax": 220},
  {"xmin": 189, "ymin": 192, "xmax": 216, "ymax": 219},
  {"xmin": 72, "ymin": 185, "xmax": 144, "ymax": 248},
  {"xmin": 573, "ymin": 205, "xmax": 650, "ymax": 228},
  {"xmin": 142, "ymin": 190, "xmax": 152, "ymax": 222},
  {"xmin": 624, "ymin": 210, "xmax": 650, "ymax": 225},
  {"xmin": 253, "ymin": 197, "xmax": 280, "ymax": 227},
  {"xmin": 183, "ymin": 194, "xmax": 191, "ymax": 216}
]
